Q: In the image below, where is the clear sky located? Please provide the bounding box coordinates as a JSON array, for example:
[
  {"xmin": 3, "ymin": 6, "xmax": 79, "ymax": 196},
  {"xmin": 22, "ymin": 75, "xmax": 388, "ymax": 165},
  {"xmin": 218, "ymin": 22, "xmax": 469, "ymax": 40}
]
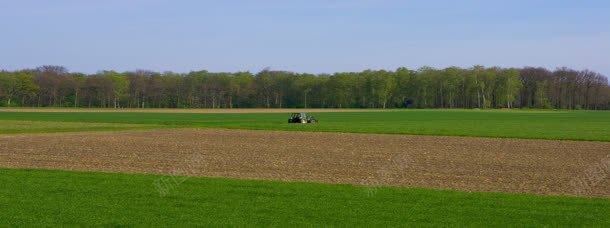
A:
[{"xmin": 1, "ymin": 0, "xmax": 609, "ymax": 76}]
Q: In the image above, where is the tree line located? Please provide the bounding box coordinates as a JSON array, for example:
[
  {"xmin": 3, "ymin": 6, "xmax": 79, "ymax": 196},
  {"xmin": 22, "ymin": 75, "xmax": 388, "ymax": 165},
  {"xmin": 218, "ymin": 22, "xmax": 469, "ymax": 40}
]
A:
[{"xmin": 0, "ymin": 65, "xmax": 608, "ymax": 110}]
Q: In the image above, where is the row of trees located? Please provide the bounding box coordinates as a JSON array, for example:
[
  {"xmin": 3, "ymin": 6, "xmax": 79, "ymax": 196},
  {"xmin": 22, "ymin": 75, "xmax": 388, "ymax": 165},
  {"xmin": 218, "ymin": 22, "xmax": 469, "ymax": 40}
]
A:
[{"xmin": 0, "ymin": 66, "xmax": 608, "ymax": 109}]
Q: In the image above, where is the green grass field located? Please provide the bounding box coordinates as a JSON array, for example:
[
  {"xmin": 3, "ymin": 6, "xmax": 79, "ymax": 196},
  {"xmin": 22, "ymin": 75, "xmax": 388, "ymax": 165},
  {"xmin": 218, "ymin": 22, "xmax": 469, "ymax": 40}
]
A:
[
  {"xmin": 1, "ymin": 168, "xmax": 609, "ymax": 226},
  {"xmin": 0, "ymin": 120, "xmax": 160, "ymax": 134},
  {"xmin": 2, "ymin": 109, "xmax": 609, "ymax": 226},
  {"xmin": 1, "ymin": 109, "xmax": 609, "ymax": 141}
]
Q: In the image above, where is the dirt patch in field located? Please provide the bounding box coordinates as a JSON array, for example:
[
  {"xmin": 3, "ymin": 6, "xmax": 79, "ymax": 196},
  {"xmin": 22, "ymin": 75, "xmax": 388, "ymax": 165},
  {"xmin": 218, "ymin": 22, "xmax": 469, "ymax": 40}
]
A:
[
  {"xmin": 1, "ymin": 129, "xmax": 609, "ymax": 197},
  {"xmin": 0, "ymin": 108, "xmax": 383, "ymax": 113}
]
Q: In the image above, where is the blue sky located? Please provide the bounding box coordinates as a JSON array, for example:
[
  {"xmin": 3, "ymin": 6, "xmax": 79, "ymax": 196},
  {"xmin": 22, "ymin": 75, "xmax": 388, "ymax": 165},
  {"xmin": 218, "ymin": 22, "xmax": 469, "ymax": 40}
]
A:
[{"xmin": 1, "ymin": 0, "xmax": 609, "ymax": 75}]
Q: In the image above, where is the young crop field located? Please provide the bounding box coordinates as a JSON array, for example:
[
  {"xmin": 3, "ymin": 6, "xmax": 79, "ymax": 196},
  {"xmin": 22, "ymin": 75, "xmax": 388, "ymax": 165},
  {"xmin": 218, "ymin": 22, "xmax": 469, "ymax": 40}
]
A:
[
  {"xmin": 0, "ymin": 120, "xmax": 160, "ymax": 134},
  {"xmin": 1, "ymin": 109, "xmax": 610, "ymax": 141},
  {"xmin": 0, "ymin": 108, "xmax": 609, "ymax": 226},
  {"xmin": 1, "ymin": 168, "xmax": 609, "ymax": 227}
]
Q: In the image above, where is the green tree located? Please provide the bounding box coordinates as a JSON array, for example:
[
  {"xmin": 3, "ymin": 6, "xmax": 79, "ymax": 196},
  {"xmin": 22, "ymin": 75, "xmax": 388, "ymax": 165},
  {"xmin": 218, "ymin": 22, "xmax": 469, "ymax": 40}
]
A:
[
  {"xmin": 368, "ymin": 70, "xmax": 395, "ymax": 109},
  {"xmin": 102, "ymin": 71, "xmax": 129, "ymax": 108},
  {"xmin": 293, "ymin": 73, "xmax": 317, "ymax": 108},
  {"xmin": 394, "ymin": 67, "xmax": 415, "ymax": 108},
  {"xmin": 496, "ymin": 69, "xmax": 522, "ymax": 108},
  {"xmin": 0, "ymin": 71, "xmax": 18, "ymax": 106},
  {"xmin": 328, "ymin": 73, "xmax": 354, "ymax": 108},
  {"xmin": 535, "ymin": 81, "xmax": 551, "ymax": 109}
]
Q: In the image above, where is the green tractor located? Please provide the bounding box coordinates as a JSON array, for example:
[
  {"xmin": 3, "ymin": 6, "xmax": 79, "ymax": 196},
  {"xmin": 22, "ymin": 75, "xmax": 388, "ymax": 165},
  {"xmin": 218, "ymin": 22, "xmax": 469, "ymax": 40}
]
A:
[{"xmin": 288, "ymin": 112, "xmax": 318, "ymax": 124}]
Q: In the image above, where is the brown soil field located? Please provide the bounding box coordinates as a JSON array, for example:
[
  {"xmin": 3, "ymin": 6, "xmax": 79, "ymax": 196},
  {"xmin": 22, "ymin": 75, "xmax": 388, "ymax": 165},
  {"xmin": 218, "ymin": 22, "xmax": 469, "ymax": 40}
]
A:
[
  {"xmin": 0, "ymin": 108, "xmax": 383, "ymax": 113},
  {"xmin": 1, "ymin": 129, "xmax": 609, "ymax": 197}
]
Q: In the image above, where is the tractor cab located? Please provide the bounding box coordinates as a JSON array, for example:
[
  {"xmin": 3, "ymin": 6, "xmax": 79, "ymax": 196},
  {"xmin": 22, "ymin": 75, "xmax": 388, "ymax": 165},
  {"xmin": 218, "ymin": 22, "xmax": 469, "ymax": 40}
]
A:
[{"xmin": 288, "ymin": 112, "xmax": 318, "ymax": 124}]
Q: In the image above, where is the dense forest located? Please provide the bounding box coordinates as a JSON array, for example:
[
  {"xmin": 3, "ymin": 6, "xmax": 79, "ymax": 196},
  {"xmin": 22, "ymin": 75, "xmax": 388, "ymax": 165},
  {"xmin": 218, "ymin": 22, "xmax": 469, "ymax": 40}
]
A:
[{"xmin": 0, "ymin": 66, "xmax": 608, "ymax": 110}]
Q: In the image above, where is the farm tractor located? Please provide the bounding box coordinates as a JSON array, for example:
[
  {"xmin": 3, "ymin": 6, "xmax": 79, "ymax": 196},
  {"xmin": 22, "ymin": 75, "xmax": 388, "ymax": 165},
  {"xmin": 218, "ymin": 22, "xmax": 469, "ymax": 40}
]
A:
[{"xmin": 288, "ymin": 112, "xmax": 318, "ymax": 124}]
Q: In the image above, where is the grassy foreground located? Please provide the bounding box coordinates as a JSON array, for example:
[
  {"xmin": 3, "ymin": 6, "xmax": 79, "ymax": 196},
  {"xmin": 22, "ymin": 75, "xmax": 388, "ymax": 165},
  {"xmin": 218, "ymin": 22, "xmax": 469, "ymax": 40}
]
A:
[
  {"xmin": 1, "ymin": 168, "xmax": 609, "ymax": 226},
  {"xmin": 1, "ymin": 109, "xmax": 610, "ymax": 141}
]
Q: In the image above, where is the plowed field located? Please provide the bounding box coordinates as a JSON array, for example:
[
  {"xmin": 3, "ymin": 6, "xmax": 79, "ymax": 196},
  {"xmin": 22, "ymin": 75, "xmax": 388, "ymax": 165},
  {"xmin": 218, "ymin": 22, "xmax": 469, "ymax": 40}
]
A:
[{"xmin": 1, "ymin": 129, "xmax": 608, "ymax": 197}]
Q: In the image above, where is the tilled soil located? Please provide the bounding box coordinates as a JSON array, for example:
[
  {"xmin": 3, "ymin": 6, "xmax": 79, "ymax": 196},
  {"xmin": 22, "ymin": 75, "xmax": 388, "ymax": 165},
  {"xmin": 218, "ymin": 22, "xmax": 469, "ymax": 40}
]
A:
[{"xmin": 1, "ymin": 129, "xmax": 609, "ymax": 197}]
